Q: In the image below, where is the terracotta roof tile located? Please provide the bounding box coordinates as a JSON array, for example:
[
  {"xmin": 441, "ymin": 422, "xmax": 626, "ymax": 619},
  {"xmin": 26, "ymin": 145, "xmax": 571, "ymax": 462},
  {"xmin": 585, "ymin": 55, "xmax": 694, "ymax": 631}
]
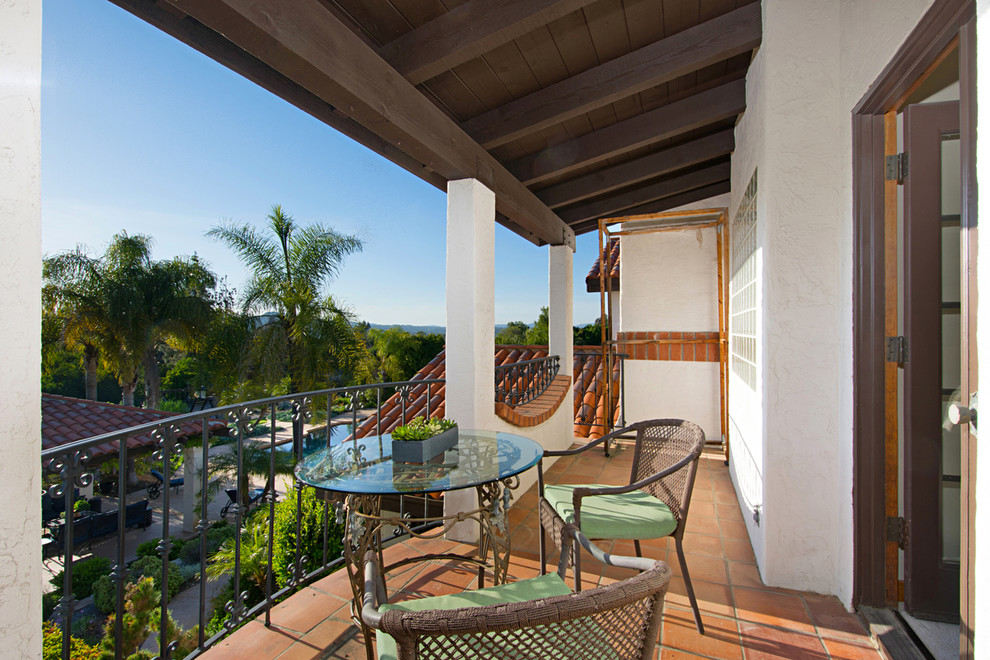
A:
[
  {"xmin": 354, "ymin": 346, "xmax": 621, "ymax": 441},
  {"xmin": 585, "ymin": 238, "xmax": 620, "ymax": 293},
  {"xmin": 42, "ymin": 394, "xmax": 226, "ymax": 462}
]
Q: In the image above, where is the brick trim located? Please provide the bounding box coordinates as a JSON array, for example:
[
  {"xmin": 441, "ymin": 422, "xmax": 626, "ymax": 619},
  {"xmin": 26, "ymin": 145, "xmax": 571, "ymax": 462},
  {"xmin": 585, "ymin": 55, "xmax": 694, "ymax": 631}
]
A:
[
  {"xmin": 495, "ymin": 374, "xmax": 571, "ymax": 427},
  {"xmin": 616, "ymin": 331, "xmax": 720, "ymax": 362}
]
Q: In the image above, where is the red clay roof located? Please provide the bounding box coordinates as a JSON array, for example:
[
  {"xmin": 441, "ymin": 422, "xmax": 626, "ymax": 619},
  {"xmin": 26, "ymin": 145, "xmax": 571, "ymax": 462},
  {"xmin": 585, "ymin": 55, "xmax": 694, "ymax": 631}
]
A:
[
  {"xmin": 354, "ymin": 346, "xmax": 621, "ymax": 441},
  {"xmin": 586, "ymin": 238, "xmax": 620, "ymax": 293},
  {"xmin": 42, "ymin": 394, "xmax": 223, "ymax": 462}
]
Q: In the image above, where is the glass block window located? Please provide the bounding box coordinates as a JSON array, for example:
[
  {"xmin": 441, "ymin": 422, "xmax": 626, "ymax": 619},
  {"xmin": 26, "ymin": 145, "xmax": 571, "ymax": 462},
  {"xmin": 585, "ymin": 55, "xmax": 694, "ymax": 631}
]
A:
[{"xmin": 730, "ymin": 170, "xmax": 758, "ymax": 390}]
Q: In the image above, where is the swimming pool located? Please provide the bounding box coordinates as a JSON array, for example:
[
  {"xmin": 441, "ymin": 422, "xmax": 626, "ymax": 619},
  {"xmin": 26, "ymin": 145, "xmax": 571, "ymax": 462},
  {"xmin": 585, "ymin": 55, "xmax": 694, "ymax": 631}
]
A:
[{"xmin": 267, "ymin": 423, "xmax": 354, "ymax": 458}]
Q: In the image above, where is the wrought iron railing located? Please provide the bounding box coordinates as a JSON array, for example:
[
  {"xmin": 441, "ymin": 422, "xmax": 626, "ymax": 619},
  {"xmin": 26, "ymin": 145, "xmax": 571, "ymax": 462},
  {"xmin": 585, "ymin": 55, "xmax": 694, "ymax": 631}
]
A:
[
  {"xmin": 40, "ymin": 379, "xmax": 442, "ymax": 660},
  {"xmin": 494, "ymin": 355, "xmax": 560, "ymax": 407}
]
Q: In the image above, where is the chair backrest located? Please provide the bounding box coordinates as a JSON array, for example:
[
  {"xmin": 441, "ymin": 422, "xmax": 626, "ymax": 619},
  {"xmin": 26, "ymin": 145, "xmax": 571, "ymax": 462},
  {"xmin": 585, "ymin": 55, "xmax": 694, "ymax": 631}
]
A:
[
  {"xmin": 628, "ymin": 419, "xmax": 705, "ymax": 523},
  {"xmin": 378, "ymin": 560, "xmax": 671, "ymax": 660}
]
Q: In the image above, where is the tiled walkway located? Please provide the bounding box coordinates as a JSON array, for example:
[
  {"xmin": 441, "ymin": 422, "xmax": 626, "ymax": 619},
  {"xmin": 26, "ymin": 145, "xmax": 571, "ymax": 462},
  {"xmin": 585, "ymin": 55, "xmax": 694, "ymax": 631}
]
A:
[{"xmin": 201, "ymin": 443, "xmax": 882, "ymax": 660}]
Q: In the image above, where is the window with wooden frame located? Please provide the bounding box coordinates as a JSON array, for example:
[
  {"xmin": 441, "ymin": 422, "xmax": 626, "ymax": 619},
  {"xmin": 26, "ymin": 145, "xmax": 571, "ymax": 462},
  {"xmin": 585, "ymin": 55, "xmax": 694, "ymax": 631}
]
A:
[{"xmin": 730, "ymin": 170, "xmax": 758, "ymax": 390}]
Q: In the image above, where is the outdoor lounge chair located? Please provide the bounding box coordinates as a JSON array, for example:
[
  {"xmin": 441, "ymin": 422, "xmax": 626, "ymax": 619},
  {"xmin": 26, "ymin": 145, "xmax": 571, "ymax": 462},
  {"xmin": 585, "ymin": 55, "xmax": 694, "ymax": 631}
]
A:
[
  {"xmin": 538, "ymin": 418, "xmax": 706, "ymax": 634},
  {"xmin": 360, "ymin": 524, "xmax": 671, "ymax": 660},
  {"xmin": 148, "ymin": 469, "xmax": 183, "ymax": 500},
  {"xmin": 220, "ymin": 487, "xmax": 268, "ymax": 518}
]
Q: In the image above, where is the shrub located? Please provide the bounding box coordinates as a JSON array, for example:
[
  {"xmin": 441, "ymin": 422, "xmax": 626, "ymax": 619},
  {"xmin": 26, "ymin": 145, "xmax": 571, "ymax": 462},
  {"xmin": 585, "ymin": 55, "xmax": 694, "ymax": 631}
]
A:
[
  {"xmin": 129, "ymin": 555, "xmax": 162, "ymax": 583},
  {"xmin": 42, "ymin": 589, "xmax": 61, "ymax": 620},
  {"xmin": 174, "ymin": 562, "xmax": 200, "ymax": 585},
  {"xmin": 136, "ymin": 537, "xmax": 181, "ymax": 561},
  {"xmin": 205, "ymin": 579, "xmax": 234, "ymax": 638},
  {"xmin": 179, "ymin": 538, "xmax": 202, "ymax": 565},
  {"xmin": 128, "ymin": 555, "xmax": 185, "ymax": 599},
  {"xmin": 181, "ymin": 524, "xmax": 236, "ymax": 565},
  {"xmin": 136, "ymin": 539, "xmax": 159, "ymax": 559},
  {"xmin": 271, "ymin": 487, "xmax": 343, "ymax": 588},
  {"xmin": 42, "ymin": 621, "xmax": 101, "ymax": 660},
  {"xmin": 49, "ymin": 556, "xmax": 112, "ymax": 600},
  {"xmin": 92, "ymin": 575, "xmax": 117, "ymax": 615}
]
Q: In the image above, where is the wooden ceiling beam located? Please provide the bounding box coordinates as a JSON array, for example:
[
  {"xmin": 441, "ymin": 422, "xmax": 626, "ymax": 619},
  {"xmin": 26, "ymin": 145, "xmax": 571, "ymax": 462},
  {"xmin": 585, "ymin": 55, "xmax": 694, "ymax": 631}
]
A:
[
  {"xmin": 569, "ymin": 180, "xmax": 732, "ymax": 234},
  {"xmin": 380, "ymin": 0, "xmax": 599, "ymax": 86},
  {"xmin": 463, "ymin": 2, "xmax": 761, "ymax": 148},
  {"xmin": 163, "ymin": 0, "xmax": 574, "ymax": 247},
  {"xmin": 508, "ymin": 78, "xmax": 746, "ymax": 185},
  {"xmin": 537, "ymin": 129, "xmax": 734, "ymax": 209},
  {"xmin": 558, "ymin": 161, "xmax": 731, "ymax": 225}
]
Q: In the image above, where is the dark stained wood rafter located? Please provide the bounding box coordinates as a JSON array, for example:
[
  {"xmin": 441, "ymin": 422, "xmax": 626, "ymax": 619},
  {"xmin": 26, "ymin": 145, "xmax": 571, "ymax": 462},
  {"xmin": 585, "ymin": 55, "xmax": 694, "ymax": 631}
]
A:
[
  {"xmin": 164, "ymin": 0, "xmax": 575, "ymax": 247},
  {"xmin": 110, "ymin": 0, "xmax": 759, "ymax": 242},
  {"xmin": 537, "ymin": 128, "xmax": 734, "ymax": 208},
  {"xmin": 462, "ymin": 2, "xmax": 761, "ymax": 148},
  {"xmin": 507, "ymin": 78, "xmax": 746, "ymax": 185},
  {"xmin": 569, "ymin": 180, "xmax": 732, "ymax": 234},
  {"xmin": 379, "ymin": 0, "xmax": 602, "ymax": 86},
  {"xmin": 557, "ymin": 160, "xmax": 731, "ymax": 224}
]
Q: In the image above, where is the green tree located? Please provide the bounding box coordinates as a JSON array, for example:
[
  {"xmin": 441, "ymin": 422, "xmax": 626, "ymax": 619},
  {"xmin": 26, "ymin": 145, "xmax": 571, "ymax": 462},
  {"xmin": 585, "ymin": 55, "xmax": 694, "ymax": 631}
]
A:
[
  {"xmin": 524, "ymin": 307, "xmax": 550, "ymax": 345},
  {"xmin": 208, "ymin": 205, "xmax": 364, "ymax": 394},
  {"xmin": 44, "ymin": 234, "xmax": 216, "ymax": 407},
  {"xmin": 495, "ymin": 321, "xmax": 528, "ymax": 345},
  {"xmin": 573, "ymin": 317, "xmax": 610, "ymax": 346}
]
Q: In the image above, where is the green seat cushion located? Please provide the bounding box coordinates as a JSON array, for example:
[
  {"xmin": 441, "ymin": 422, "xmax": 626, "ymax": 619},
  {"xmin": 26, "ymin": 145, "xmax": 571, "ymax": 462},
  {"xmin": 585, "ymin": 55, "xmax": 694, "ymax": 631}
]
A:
[
  {"xmin": 376, "ymin": 573, "xmax": 572, "ymax": 660},
  {"xmin": 544, "ymin": 484, "xmax": 677, "ymax": 540}
]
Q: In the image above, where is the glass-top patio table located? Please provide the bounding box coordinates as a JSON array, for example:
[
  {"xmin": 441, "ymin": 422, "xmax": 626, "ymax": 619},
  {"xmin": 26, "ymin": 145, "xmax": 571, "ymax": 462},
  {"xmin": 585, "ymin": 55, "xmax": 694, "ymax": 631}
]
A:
[{"xmin": 294, "ymin": 429, "xmax": 543, "ymax": 657}]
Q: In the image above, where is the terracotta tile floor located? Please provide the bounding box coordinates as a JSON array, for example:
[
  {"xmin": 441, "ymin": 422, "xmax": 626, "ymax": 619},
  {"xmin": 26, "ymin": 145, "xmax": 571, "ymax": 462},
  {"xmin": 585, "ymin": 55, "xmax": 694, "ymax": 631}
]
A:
[{"xmin": 201, "ymin": 444, "xmax": 881, "ymax": 659}]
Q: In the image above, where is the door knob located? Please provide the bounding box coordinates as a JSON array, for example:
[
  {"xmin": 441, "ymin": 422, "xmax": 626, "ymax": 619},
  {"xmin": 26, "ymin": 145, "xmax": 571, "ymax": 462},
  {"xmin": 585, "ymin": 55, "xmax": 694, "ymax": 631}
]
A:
[{"xmin": 948, "ymin": 392, "xmax": 978, "ymax": 431}]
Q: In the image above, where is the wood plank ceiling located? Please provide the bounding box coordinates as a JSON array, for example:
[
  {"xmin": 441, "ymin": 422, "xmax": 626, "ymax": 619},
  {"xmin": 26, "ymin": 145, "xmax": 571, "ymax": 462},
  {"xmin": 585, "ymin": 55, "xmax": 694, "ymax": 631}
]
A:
[{"xmin": 112, "ymin": 0, "xmax": 761, "ymax": 247}]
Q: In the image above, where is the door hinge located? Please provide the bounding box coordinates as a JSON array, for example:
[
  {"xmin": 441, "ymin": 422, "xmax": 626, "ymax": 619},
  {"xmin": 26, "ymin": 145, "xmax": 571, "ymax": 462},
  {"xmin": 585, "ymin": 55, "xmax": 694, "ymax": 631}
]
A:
[
  {"xmin": 886, "ymin": 336, "xmax": 908, "ymax": 364},
  {"xmin": 885, "ymin": 152, "xmax": 908, "ymax": 182},
  {"xmin": 886, "ymin": 516, "xmax": 908, "ymax": 550}
]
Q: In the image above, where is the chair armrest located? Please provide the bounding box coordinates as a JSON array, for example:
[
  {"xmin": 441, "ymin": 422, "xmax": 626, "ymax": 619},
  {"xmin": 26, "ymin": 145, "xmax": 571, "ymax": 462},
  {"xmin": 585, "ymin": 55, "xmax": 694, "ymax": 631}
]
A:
[
  {"xmin": 572, "ymin": 528, "xmax": 658, "ymax": 574},
  {"xmin": 570, "ymin": 451, "xmax": 696, "ymax": 523},
  {"xmin": 360, "ymin": 551, "xmax": 385, "ymax": 630}
]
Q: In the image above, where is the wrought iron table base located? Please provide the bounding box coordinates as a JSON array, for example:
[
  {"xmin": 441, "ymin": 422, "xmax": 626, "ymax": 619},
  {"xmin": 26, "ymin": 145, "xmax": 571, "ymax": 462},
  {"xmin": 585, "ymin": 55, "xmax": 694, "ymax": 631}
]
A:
[{"xmin": 338, "ymin": 477, "xmax": 519, "ymax": 660}]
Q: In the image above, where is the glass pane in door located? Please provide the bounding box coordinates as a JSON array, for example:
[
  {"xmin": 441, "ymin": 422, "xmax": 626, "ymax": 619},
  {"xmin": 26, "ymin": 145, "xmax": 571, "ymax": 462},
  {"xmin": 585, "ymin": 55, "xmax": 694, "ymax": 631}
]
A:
[{"xmin": 940, "ymin": 134, "xmax": 961, "ymax": 563}]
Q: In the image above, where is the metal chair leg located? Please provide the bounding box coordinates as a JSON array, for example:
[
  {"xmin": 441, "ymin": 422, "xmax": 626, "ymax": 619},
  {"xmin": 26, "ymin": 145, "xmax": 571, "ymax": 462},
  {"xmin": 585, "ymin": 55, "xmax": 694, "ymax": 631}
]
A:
[
  {"xmin": 539, "ymin": 524, "xmax": 547, "ymax": 575},
  {"xmin": 573, "ymin": 541, "xmax": 583, "ymax": 592},
  {"xmin": 675, "ymin": 538, "xmax": 705, "ymax": 634}
]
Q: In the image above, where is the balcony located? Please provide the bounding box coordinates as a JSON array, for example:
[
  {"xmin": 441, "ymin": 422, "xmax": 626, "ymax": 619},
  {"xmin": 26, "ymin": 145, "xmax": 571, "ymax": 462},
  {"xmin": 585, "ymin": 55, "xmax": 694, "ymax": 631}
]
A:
[{"xmin": 41, "ymin": 377, "xmax": 881, "ymax": 660}]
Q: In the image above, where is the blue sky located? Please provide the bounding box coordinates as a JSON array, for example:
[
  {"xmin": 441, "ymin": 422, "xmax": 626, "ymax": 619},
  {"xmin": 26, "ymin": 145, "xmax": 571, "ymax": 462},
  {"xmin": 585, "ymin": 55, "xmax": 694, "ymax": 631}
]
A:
[{"xmin": 41, "ymin": 0, "xmax": 603, "ymax": 327}]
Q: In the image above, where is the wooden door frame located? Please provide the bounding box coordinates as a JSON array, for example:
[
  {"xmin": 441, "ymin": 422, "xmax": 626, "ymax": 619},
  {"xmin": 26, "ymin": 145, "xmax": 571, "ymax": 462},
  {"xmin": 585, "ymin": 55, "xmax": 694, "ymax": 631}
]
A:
[{"xmin": 851, "ymin": 0, "xmax": 973, "ymax": 615}]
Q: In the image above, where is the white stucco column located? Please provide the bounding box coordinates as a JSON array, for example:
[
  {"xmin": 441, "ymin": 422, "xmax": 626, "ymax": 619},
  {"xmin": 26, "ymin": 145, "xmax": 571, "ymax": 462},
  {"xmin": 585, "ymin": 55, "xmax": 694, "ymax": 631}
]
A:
[
  {"xmin": 444, "ymin": 178, "xmax": 496, "ymax": 541},
  {"xmin": 548, "ymin": 245, "xmax": 574, "ymax": 451},
  {"xmin": 0, "ymin": 0, "xmax": 42, "ymax": 655},
  {"xmin": 181, "ymin": 448, "xmax": 204, "ymax": 533}
]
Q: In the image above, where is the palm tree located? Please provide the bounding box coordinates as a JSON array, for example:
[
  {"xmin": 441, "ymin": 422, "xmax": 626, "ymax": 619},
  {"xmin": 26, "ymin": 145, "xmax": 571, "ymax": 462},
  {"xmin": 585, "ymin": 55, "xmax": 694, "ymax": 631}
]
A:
[
  {"xmin": 44, "ymin": 233, "xmax": 216, "ymax": 407},
  {"xmin": 207, "ymin": 205, "xmax": 364, "ymax": 394}
]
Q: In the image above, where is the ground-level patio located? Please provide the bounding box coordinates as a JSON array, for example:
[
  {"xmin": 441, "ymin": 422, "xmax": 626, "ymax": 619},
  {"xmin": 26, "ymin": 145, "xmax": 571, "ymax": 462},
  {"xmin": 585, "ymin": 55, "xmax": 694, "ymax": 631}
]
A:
[{"xmin": 200, "ymin": 443, "xmax": 881, "ymax": 660}]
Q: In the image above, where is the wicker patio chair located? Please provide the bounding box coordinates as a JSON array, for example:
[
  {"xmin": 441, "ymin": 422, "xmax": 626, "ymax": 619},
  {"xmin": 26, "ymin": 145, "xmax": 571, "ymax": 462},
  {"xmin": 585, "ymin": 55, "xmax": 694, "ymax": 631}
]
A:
[
  {"xmin": 360, "ymin": 525, "xmax": 670, "ymax": 660},
  {"xmin": 537, "ymin": 419, "xmax": 706, "ymax": 634}
]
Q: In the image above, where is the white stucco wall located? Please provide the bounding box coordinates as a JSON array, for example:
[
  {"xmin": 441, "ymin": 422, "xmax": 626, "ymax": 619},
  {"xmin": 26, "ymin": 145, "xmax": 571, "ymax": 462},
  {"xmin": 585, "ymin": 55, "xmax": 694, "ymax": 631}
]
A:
[
  {"xmin": 0, "ymin": 0, "xmax": 42, "ymax": 655},
  {"xmin": 728, "ymin": 0, "xmax": 935, "ymax": 603},
  {"xmin": 620, "ymin": 228, "xmax": 721, "ymax": 440}
]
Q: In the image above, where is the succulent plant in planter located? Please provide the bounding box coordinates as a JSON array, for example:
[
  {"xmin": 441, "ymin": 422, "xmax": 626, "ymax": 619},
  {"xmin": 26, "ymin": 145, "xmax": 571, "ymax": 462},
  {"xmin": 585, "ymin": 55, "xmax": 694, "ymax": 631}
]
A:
[{"xmin": 390, "ymin": 417, "xmax": 458, "ymax": 463}]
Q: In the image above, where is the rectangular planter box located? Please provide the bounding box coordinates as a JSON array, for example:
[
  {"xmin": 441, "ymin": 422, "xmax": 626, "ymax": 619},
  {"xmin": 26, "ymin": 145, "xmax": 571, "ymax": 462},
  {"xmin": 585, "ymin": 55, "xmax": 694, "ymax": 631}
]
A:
[{"xmin": 391, "ymin": 426, "xmax": 459, "ymax": 463}]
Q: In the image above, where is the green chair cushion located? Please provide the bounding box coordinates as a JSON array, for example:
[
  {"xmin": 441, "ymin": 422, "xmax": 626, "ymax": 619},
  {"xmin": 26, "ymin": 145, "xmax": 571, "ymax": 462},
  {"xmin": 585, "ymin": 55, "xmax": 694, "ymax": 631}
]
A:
[
  {"xmin": 544, "ymin": 484, "xmax": 678, "ymax": 540},
  {"xmin": 375, "ymin": 572, "xmax": 573, "ymax": 660}
]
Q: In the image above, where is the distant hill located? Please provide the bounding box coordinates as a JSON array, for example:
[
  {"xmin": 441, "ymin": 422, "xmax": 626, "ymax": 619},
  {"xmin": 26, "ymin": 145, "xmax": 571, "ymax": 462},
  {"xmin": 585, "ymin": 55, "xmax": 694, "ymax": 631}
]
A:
[
  {"xmin": 364, "ymin": 323, "xmax": 514, "ymax": 335},
  {"xmin": 366, "ymin": 323, "xmax": 446, "ymax": 335}
]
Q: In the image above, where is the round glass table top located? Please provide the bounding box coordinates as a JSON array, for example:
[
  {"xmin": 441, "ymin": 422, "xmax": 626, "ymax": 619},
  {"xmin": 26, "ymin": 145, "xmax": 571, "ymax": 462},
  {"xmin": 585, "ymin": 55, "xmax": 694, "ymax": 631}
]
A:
[{"xmin": 294, "ymin": 430, "xmax": 543, "ymax": 495}]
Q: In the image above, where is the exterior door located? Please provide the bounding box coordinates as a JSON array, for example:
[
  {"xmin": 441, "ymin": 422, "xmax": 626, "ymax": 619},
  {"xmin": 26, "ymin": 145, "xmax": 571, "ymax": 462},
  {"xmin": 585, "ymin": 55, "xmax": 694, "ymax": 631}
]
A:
[{"xmin": 903, "ymin": 99, "xmax": 961, "ymax": 621}]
